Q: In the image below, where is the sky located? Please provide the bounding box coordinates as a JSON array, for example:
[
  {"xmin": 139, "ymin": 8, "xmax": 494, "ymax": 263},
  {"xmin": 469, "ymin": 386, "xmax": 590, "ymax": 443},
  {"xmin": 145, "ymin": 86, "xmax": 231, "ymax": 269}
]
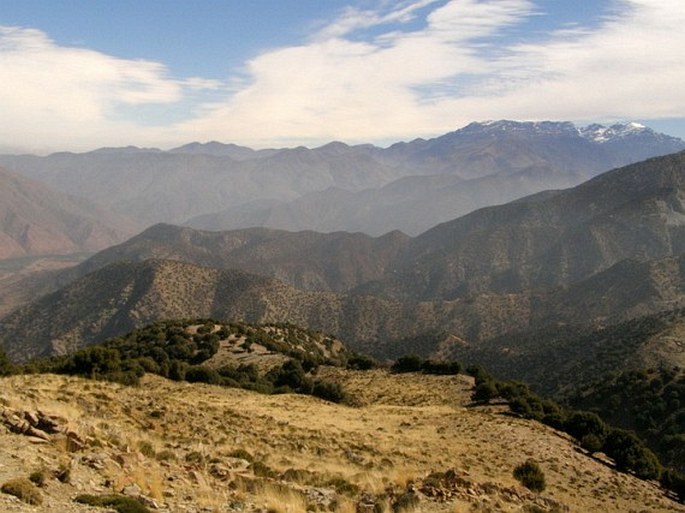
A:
[{"xmin": 1, "ymin": 0, "xmax": 684, "ymax": 153}]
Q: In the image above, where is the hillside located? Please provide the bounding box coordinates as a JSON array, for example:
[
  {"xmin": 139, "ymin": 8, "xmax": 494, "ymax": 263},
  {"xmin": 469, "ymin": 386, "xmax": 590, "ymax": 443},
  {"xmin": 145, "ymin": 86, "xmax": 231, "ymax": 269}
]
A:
[
  {"xmin": 0, "ymin": 370, "xmax": 682, "ymax": 512},
  {"xmin": 0, "ymin": 167, "xmax": 140, "ymax": 260},
  {"xmin": 389, "ymin": 151, "xmax": 685, "ymax": 299},
  {"xmin": 5, "ymin": 153, "xmax": 685, "ymax": 366}
]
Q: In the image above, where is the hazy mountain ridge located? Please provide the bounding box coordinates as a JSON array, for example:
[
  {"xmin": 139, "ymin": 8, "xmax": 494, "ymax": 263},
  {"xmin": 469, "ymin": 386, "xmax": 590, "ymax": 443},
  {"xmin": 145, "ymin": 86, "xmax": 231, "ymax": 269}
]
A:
[
  {"xmin": 2, "ymin": 121, "xmax": 682, "ymax": 236},
  {"xmin": 0, "ymin": 167, "xmax": 141, "ymax": 259}
]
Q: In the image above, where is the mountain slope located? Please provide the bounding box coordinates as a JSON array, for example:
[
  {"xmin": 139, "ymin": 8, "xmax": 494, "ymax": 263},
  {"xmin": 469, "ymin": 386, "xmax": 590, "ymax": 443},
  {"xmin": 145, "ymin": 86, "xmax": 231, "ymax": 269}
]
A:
[
  {"xmin": 0, "ymin": 167, "xmax": 140, "ymax": 259},
  {"xmin": 387, "ymin": 151, "xmax": 685, "ymax": 299}
]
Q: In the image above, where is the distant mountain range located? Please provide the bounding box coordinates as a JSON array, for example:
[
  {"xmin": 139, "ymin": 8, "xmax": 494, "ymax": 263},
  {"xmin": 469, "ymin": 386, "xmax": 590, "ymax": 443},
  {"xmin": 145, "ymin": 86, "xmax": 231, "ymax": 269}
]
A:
[
  {"xmin": 3, "ymin": 151, "xmax": 685, "ymax": 375},
  {"xmin": 0, "ymin": 167, "xmax": 141, "ymax": 259},
  {"xmin": 1, "ymin": 120, "xmax": 682, "ymax": 236}
]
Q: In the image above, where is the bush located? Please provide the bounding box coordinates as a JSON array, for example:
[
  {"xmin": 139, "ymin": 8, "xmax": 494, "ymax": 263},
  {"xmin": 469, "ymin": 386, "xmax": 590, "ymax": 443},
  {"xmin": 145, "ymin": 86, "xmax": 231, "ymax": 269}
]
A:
[
  {"xmin": 184, "ymin": 366, "xmax": 222, "ymax": 385},
  {"xmin": 391, "ymin": 355, "xmax": 423, "ymax": 373},
  {"xmin": 0, "ymin": 347, "xmax": 15, "ymax": 376},
  {"xmin": 472, "ymin": 379, "xmax": 498, "ymax": 403},
  {"xmin": 74, "ymin": 494, "xmax": 150, "ymax": 513},
  {"xmin": 421, "ymin": 359, "xmax": 461, "ymax": 375},
  {"xmin": 1, "ymin": 478, "xmax": 43, "ymax": 505},
  {"xmin": 661, "ymin": 468, "xmax": 685, "ymax": 502},
  {"xmin": 312, "ymin": 380, "xmax": 346, "ymax": 403},
  {"xmin": 347, "ymin": 353, "xmax": 378, "ymax": 371},
  {"xmin": 513, "ymin": 460, "xmax": 546, "ymax": 493},
  {"xmin": 28, "ymin": 469, "xmax": 48, "ymax": 487}
]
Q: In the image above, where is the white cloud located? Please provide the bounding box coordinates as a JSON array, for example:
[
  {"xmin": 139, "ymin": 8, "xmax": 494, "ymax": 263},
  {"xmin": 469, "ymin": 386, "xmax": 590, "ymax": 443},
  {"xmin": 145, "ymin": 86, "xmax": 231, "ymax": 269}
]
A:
[
  {"xmin": 1, "ymin": 0, "xmax": 685, "ymax": 152},
  {"xmin": 0, "ymin": 26, "xmax": 182, "ymax": 151}
]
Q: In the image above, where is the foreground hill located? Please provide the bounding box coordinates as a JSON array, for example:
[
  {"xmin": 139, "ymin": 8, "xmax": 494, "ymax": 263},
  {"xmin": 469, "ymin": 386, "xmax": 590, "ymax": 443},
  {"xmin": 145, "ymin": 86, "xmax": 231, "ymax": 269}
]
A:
[
  {"xmin": 0, "ymin": 167, "xmax": 140, "ymax": 260},
  {"xmin": 0, "ymin": 371, "xmax": 682, "ymax": 512}
]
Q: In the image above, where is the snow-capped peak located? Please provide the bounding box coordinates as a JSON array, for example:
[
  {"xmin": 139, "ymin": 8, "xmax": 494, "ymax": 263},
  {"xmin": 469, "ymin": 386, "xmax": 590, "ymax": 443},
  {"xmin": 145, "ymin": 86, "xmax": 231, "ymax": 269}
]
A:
[{"xmin": 579, "ymin": 122, "xmax": 651, "ymax": 143}]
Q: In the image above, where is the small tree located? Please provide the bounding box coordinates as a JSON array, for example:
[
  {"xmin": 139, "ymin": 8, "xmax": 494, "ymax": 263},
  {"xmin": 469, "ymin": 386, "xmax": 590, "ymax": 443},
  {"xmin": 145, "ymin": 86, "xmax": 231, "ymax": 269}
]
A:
[
  {"xmin": 472, "ymin": 379, "xmax": 498, "ymax": 403},
  {"xmin": 513, "ymin": 460, "xmax": 546, "ymax": 493}
]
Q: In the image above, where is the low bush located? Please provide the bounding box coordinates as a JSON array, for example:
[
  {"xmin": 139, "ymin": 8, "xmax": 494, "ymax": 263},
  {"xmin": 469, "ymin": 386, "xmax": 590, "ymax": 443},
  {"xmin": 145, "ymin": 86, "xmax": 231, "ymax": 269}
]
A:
[
  {"xmin": 1, "ymin": 478, "xmax": 43, "ymax": 505},
  {"xmin": 312, "ymin": 380, "xmax": 346, "ymax": 403},
  {"xmin": 513, "ymin": 460, "xmax": 546, "ymax": 493},
  {"xmin": 75, "ymin": 494, "xmax": 150, "ymax": 513}
]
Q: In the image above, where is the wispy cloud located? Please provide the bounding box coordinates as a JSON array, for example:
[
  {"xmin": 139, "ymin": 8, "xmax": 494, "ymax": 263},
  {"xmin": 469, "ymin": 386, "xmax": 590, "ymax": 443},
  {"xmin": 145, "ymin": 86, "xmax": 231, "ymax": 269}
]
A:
[{"xmin": 1, "ymin": 0, "xmax": 684, "ymax": 152}]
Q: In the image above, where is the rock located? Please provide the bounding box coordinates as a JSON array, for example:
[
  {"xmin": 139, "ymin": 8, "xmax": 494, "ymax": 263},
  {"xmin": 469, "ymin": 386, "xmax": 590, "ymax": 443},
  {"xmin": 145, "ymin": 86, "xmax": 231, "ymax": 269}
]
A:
[{"xmin": 122, "ymin": 483, "xmax": 143, "ymax": 497}]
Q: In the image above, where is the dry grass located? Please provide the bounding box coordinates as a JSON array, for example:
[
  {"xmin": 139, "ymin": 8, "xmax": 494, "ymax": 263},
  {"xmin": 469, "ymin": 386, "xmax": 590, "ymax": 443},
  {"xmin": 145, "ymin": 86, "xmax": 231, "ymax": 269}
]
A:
[{"xmin": 0, "ymin": 371, "xmax": 683, "ymax": 513}]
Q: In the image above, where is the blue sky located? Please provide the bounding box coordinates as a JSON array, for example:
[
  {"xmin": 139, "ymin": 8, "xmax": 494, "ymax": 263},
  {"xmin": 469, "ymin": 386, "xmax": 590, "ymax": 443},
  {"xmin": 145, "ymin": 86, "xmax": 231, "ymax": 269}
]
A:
[{"xmin": 1, "ymin": 0, "xmax": 684, "ymax": 152}]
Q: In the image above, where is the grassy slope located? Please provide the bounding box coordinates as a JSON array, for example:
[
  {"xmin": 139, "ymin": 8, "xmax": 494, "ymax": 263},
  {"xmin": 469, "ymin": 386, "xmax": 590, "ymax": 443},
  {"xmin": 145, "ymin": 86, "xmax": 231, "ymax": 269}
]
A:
[{"xmin": 0, "ymin": 371, "xmax": 682, "ymax": 513}]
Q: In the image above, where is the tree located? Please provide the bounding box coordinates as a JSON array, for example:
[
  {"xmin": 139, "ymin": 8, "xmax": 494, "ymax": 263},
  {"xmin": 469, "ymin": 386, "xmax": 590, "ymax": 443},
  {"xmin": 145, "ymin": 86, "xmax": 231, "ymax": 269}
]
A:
[
  {"xmin": 603, "ymin": 428, "xmax": 661, "ymax": 480},
  {"xmin": 564, "ymin": 411, "xmax": 609, "ymax": 446}
]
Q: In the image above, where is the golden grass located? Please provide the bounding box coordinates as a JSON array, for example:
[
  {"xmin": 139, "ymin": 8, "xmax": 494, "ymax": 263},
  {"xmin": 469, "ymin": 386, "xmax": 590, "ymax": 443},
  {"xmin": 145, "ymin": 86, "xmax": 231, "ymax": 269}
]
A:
[{"xmin": 0, "ymin": 371, "xmax": 683, "ymax": 513}]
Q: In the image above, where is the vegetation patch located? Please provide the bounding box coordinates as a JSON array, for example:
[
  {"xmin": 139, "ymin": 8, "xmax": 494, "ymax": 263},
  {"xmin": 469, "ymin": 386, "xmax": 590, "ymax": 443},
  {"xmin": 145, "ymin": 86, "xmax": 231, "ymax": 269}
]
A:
[
  {"xmin": 1, "ymin": 477, "xmax": 43, "ymax": 505},
  {"xmin": 513, "ymin": 460, "xmax": 546, "ymax": 493},
  {"xmin": 74, "ymin": 494, "xmax": 151, "ymax": 513}
]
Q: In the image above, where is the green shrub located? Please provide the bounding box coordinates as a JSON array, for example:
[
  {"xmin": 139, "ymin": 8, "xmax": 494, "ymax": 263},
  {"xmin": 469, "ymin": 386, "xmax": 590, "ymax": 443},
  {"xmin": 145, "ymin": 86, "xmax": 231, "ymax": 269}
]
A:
[
  {"xmin": 28, "ymin": 469, "xmax": 48, "ymax": 487},
  {"xmin": 391, "ymin": 355, "xmax": 423, "ymax": 373},
  {"xmin": 137, "ymin": 440, "xmax": 156, "ymax": 458},
  {"xmin": 472, "ymin": 379, "xmax": 498, "ymax": 403},
  {"xmin": 347, "ymin": 353, "xmax": 378, "ymax": 370},
  {"xmin": 0, "ymin": 346, "xmax": 15, "ymax": 376},
  {"xmin": 312, "ymin": 380, "xmax": 346, "ymax": 403},
  {"xmin": 185, "ymin": 366, "xmax": 222, "ymax": 385},
  {"xmin": 513, "ymin": 460, "xmax": 546, "ymax": 493},
  {"xmin": 74, "ymin": 494, "xmax": 150, "ymax": 513},
  {"xmin": 564, "ymin": 411, "xmax": 608, "ymax": 446},
  {"xmin": 1, "ymin": 478, "xmax": 43, "ymax": 505}
]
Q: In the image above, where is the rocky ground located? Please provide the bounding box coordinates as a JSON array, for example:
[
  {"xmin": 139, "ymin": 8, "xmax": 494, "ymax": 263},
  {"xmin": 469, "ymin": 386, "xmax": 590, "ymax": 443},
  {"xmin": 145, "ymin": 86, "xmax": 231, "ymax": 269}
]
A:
[{"xmin": 0, "ymin": 370, "xmax": 682, "ymax": 512}]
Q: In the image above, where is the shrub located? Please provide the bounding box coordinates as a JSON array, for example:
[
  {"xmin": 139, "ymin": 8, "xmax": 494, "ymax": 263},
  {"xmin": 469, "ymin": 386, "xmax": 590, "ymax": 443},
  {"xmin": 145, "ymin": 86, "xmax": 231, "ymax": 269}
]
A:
[
  {"xmin": 75, "ymin": 494, "xmax": 151, "ymax": 513},
  {"xmin": 137, "ymin": 440, "xmax": 156, "ymax": 458},
  {"xmin": 55, "ymin": 462, "xmax": 71, "ymax": 483},
  {"xmin": 580, "ymin": 434, "xmax": 604, "ymax": 454},
  {"xmin": 472, "ymin": 379, "xmax": 498, "ymax": 403},
  {"xmin": 185, "ymin": 366, "xmax": 222, "ymax": 385},
  {"xmin": 312, "ymin": 380, "xmax": 346, "ymax": 403},
  {"xmin": 347, "ymin": 353, "xmax": 378, "ymax": 371},
  {"xmin": 28, "ymin": 469, "xmax": 48, "ymax": 487},
  {"xmin": 661, "ymin": 468, "xmax": 685, "ymax": 502},
  {"xmin": 1, "ymin": 478, "xmax": 43, "ymax": 505},
  {"xmin": 391, "ymin": 355, "xmax": 423, "ymax": 373},
  {"xmin": 421, "ymin": 359, "xmax": 460, "ymax": 375},
  {"xmin": 0, "ymin": 347, "xmax": 15, "ymax": 376},
  {"xmin": 513, "ymin": 460, "xmax": 546, "ymax": 493}
]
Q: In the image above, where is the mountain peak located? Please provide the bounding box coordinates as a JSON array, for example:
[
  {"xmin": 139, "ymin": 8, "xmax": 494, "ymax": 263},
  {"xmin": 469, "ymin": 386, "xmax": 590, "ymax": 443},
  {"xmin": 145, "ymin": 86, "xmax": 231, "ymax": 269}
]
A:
[
  {"xmin": 579, "ymin": 122, "xmax": 654, "ymax": 143},
  {"xmin": 459, "ymin": 120, "xmax": 579, "ymax": 136}
]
